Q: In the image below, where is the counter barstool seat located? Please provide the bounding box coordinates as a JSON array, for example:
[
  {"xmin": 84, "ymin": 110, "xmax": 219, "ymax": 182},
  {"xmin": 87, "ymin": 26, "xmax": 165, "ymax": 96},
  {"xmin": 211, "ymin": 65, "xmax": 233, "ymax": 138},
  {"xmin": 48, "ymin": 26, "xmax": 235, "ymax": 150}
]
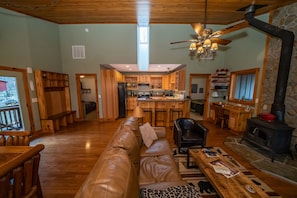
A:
[{"xmin": 155, "ymin": 108, "xmax": 167, "ymax": 127}]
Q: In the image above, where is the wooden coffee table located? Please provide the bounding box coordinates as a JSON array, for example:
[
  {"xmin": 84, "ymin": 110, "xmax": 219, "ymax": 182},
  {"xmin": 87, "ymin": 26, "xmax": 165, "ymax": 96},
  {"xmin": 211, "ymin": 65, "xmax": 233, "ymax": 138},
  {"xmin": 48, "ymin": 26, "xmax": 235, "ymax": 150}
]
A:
[{"xmin": 189, "ymin": 148, "xmax": 270, "ymax": 198}]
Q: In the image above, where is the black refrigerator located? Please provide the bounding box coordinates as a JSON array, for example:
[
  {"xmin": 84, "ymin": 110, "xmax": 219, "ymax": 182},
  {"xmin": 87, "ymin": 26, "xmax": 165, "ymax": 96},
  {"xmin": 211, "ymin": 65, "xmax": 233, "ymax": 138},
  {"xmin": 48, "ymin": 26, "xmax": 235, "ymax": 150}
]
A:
[{"xmin": 118, "ymin": 82, "xmax": 127, "ymax": 118}]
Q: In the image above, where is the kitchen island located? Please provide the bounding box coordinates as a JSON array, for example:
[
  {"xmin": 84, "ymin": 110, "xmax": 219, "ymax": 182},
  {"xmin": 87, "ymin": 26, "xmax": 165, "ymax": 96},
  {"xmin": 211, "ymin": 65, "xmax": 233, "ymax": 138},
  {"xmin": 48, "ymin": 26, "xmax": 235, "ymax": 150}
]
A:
[{"xmin": 127, "ymin": 96, "xmax": 190, "ymax": 127}]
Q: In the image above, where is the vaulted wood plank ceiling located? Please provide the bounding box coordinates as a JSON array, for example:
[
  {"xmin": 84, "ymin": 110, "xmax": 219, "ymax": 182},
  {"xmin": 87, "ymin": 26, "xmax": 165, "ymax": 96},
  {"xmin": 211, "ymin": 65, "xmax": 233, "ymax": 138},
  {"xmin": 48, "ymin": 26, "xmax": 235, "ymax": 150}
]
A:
[{"xmin": 0, "ymin": 0, "xmax": 295, "ymax": 25}]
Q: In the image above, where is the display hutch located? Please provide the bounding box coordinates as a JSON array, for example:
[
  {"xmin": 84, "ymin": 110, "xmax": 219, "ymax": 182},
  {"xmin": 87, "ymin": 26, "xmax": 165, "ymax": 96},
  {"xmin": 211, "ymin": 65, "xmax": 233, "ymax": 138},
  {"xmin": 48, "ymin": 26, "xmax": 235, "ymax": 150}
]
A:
[{"xmin": 34, "ymin": 70, "xmax": 76, "ymax": 132}]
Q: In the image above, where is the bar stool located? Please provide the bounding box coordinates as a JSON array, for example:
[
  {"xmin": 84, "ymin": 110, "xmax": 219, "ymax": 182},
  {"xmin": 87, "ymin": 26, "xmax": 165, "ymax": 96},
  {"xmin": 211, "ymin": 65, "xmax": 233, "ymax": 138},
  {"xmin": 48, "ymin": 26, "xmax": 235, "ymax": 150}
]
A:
[
  {"xmin": 170, "ymin": 108, "xmax": 183, "ymax": 126},
  {"xmin": 155, "ymin": 108, "xmax": 167, "ymax": 127},
  {"xmin": 142, "ymin": 108, "xmax": 153, "ymax": 125}
]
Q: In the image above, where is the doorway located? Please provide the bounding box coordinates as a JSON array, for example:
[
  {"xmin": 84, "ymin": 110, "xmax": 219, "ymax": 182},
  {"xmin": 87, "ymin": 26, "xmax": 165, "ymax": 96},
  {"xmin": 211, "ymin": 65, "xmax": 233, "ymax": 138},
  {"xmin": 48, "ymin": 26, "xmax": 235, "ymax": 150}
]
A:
[
  {"xmin": 75, "ymin": 74, "xmax": 99, "ymax": 121},
  {"xmin": 0, "ymin": 66, "xmax": 34, "ymax": 131},
  {"xmin": 189, "ymin": 74, "xmax": 211, "ymax": 120}
]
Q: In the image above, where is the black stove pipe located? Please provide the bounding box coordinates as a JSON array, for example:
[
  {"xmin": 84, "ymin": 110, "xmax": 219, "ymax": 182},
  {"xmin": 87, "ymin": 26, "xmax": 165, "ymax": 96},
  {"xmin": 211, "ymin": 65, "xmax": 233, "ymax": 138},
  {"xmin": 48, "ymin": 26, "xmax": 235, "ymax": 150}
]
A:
[{"xmin": 245, "ymin": 4, "xmax": 295, "ymax": 122}]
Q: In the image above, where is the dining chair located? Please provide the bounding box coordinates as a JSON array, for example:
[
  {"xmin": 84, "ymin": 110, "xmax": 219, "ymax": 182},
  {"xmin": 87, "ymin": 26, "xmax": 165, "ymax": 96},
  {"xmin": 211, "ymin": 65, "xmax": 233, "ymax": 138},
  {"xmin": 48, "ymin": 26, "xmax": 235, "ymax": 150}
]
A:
[{"xmin": 213, "ymin": 103, "xmax": 229, "ymax": 128}]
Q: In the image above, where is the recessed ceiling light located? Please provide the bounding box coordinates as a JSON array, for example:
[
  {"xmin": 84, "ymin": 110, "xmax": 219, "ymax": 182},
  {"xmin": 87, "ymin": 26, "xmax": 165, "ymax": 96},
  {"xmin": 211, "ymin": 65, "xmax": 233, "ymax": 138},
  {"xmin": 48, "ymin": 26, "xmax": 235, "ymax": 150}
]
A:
[{"xmin": 126, "ymin": 65, "xmax": 130, "ymax": 68}]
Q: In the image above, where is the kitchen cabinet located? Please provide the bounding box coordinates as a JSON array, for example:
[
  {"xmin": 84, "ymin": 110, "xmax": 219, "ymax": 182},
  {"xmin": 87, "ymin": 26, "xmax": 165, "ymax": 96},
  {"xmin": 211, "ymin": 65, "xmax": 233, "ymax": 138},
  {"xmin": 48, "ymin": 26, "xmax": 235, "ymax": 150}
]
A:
[
  {"xmin": 124, "ymin": 75, "xmax": 138, "ymax": 89},
  {"xmin": 100, "ymin": 69, "xmax": 119, "ymax": 121},
  {"xmin": 138, "ymin": 75, "xmax": 150, "ymax": 83},
  {"xmin": 150, "ymin": 75, "xmax": 162, "ymax": 89},
  {"xmin": 126, "ymin": 97, "xmax": 137, "ymax": 117},
  {"xmin": 162, "ymin": 75, "xmax": 169, "ymax": 90},
  {"xmin": 169, "ymin": 69, "xmax": 186, "ymax": 90},
  {"xmin": 137, "ymin": 99, "xmax": 190, "ymax": 127},
  {"xmin": 114, "ymin": 70, "xmax": 124, "ymax": 82}
]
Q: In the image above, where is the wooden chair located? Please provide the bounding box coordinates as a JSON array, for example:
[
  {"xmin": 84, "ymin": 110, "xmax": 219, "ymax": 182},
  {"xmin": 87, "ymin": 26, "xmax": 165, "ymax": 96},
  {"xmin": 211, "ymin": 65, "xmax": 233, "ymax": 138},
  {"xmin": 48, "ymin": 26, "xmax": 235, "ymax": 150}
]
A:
[
  {"xmin": 0, "ymin": 131, "xmax": 31, "ymax": 146},
  {"xmin": 213, "ymin": 104, "xmax": 229, "ymax": 128},
  {"xmin": 0, "ymin": 144, "xmax": 44, "ymax": 198}
]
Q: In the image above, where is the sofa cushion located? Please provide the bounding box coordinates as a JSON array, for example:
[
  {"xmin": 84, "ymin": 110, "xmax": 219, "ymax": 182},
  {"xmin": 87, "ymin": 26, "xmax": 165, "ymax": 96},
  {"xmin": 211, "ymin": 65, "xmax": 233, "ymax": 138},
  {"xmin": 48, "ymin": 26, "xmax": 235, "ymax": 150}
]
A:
[
  {"xmin": 153, "ymin": 127, "xmax": 166, "ymax": 138},
  {"xmin": 139, "ymin": 122, "xmax": 158, "ymax": 148},
  {"xmin": 75, "ymin": 148, "xmax": 139, "ymax": 198},
  {"xmin": 121, "ymin": 116, "xmax": 143, "ymax": 146},
  {"xmin": 139, "ymin": 154, "xmax": 182, "ymax": 186},
  {"xmin": 140, "ymin": 138, "xmax": 172, "ymax": 157},
  {"xmin": 110, "ymin": 127, "xmax": 141, "ymax": 174}
]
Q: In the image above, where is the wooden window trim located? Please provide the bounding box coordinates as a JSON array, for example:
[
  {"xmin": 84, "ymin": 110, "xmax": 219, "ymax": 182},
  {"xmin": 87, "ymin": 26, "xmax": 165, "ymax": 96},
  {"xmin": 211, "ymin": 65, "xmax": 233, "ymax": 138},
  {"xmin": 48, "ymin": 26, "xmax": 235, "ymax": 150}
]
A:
[{"xmin": 228, "ymin": 68, "xmax": 260, "ymax": 106}]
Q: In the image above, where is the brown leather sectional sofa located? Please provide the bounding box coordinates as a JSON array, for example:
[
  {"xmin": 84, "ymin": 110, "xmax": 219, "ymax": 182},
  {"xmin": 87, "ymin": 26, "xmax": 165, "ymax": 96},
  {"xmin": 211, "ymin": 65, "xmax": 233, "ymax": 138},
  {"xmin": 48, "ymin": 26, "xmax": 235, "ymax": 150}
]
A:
[{"xmin": 75, "ymin": 116, "xmax": 188, "ymax": 198}]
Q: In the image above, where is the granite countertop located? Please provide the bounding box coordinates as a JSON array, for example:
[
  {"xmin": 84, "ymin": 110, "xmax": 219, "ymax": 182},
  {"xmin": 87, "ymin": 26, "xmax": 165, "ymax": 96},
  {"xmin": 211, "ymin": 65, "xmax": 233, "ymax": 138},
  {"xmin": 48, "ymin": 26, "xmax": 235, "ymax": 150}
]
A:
[{"xmin": 137, "ymin": 97, "xmax": 189, "ymax": 102}]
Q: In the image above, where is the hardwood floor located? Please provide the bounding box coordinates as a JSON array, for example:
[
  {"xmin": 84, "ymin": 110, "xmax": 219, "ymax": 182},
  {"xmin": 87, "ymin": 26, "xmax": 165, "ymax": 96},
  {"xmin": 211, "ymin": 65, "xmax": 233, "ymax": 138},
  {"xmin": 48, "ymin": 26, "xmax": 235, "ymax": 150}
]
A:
[{"xmin": 30, "ymin": 119, "xmax": 297, "ymax": 198}]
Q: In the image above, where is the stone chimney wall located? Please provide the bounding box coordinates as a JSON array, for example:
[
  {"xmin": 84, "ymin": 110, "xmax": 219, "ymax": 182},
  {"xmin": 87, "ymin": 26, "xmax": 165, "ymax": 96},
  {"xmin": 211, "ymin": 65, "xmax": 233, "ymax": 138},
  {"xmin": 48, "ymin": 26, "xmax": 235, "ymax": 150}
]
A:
[{"xmin": 261, "ymin": 2, "xmax": 297, "ymax": 148}]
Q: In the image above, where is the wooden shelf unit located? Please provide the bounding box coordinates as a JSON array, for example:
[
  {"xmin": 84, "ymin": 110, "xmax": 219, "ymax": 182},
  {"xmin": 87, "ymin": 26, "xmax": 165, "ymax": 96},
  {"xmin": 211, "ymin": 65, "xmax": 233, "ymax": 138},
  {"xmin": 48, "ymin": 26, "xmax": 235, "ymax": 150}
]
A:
[
  {"xmin": 150, "ymin": 75, "xmax": 162, "ymax": 89},
  {"xmin": 124, "ymin": 75, "xmax": 138, "ymax": 89},
  {"xmin": 34, "ymin": 70, "xmax": 76, "ymax": 132}
]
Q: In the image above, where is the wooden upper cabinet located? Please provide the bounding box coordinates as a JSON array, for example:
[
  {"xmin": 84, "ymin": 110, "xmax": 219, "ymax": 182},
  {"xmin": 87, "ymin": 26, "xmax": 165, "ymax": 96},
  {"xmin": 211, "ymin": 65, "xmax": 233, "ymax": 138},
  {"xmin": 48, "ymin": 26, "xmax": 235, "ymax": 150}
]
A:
[
  {"xmin": 100, "ymin": 69, "xmax": 119, "ymax": 121},
  {"xmin": 114, "ymin": 70, "xmax": 124, "ymax": 82},
  {"xmin": 138, "ymin": 75, "xmax": 150, "ymax": 83},
  {"xmin": 150, "ymin": 75, "xmax": 162, "ymax": 89},
  {"xmin": 176, "ymin": 68, "xmax": 186, "ymax": 90},
  {"xmin": 162, "ymin": 75, "xmax": 169, "ymax": 90},
  {"xmin": 170, "ymin": 72, "xmax": 176, "ymax": 84},
  {"xmin": 123, "ymin": 68, "xmax": 186, "ymax": 90},
  {"xmin": 124, "ymin": 75, "xmax": 138, "ymax": 89}
]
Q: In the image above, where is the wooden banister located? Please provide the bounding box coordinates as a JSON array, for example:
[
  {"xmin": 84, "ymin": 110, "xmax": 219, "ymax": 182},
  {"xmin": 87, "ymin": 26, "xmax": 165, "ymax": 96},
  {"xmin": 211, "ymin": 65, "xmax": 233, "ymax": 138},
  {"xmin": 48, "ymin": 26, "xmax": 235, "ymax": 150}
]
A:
[{"xmin": 0, "ymin": 131, "xmax": 31, "ymax": 146}]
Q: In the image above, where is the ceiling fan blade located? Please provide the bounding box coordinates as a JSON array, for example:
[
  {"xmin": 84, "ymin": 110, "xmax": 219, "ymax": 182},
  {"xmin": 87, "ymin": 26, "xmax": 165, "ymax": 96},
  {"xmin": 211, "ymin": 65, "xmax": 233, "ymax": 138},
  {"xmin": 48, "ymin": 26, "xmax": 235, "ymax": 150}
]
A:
[
  {"xmin": 211, "ymin": 21, "xmax": 249, "ymax": 37},
  {"xmin": 170, "ymin": 39, "xmax": 197, "ymax": 44},
  {"xmin": 191, "ymin": 23, "xmax": 204, "ymax": 35},
  {"xmin": 212, "ymin": 38, "xmax": 232, "ymax": 45}
]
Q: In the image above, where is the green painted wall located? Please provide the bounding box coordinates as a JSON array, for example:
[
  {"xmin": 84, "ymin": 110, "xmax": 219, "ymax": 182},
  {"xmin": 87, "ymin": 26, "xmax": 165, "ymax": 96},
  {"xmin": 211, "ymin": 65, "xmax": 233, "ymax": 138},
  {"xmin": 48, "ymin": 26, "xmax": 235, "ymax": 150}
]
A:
[
  {"xmin": 0, "ymin": 8, "xmax": 62, "ymax": 130},
  {"xmin": 0, "ymin": 7, "xmax": 270, "ymax": 125}
]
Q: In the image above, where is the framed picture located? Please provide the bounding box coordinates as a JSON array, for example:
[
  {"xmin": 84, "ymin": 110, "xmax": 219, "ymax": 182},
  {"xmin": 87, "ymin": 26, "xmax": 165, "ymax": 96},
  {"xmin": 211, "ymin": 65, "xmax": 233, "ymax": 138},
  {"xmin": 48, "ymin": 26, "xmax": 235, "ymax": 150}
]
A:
[{"xmin": 191, "ymin": 84, "xmax": 198, "ymax": 93}]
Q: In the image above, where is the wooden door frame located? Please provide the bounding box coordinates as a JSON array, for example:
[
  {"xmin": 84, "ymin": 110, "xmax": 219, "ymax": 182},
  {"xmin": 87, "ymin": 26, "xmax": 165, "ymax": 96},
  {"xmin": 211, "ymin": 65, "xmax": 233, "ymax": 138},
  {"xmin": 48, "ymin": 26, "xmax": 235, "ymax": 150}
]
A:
[
  {"xmin": 0, "ymin": 66, "xmax": 35, "ymax": 131},
  {"xmin": 75, "ymin": 73, "xmax": 99, "ymax": 121},
  {"xmin": 188, "ymin": 73, "xmax": 211, "ymax": 120}
]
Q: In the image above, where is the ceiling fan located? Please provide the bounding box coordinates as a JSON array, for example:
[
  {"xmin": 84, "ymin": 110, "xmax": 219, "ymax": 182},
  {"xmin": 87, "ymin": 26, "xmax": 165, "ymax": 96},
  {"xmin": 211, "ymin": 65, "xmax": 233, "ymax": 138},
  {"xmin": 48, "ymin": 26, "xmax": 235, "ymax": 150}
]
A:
[{"xmin": 170, "ymin": 0, "xmax": 249, "ymax": 57}]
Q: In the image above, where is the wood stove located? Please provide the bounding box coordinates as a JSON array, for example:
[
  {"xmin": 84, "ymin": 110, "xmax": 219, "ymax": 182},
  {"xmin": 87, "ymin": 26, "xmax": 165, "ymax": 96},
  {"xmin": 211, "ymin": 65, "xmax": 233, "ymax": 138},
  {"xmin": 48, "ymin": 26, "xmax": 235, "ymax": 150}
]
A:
[
  {"xmin": 240, "ymin": 4, "xmax": 295, "ymax": 162},
  {"xmin": 241, "ymin": 118, "xmax": 294, "ymax": 161}
]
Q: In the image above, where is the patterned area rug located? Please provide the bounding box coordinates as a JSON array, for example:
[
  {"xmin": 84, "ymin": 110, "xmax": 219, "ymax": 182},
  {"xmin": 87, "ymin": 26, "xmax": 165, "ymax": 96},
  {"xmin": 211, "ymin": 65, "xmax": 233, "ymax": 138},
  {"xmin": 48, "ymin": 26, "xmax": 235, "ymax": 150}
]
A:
[
  {"xmin": 173, "ymin": 147, "xmax": 281, "ymax": 198},
  {"xmin": 224, "ymin": 136, "xmax": 297, "ymax": 184}
]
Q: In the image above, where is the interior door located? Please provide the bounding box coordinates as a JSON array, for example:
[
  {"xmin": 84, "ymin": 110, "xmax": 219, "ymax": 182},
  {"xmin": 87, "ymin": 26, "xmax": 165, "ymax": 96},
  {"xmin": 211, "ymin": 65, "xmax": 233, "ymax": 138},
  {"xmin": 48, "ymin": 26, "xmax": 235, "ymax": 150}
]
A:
[
  {"xmin": 75, "ymin": 74, "xmax": 99, "ymax": 120},
  {"xmin": 189, "ymin": 74, "xmax": 211, "ymax": 120},
  {"xmin": 0, "ymin": 66, "xmax": 34, "ymax": 131}
]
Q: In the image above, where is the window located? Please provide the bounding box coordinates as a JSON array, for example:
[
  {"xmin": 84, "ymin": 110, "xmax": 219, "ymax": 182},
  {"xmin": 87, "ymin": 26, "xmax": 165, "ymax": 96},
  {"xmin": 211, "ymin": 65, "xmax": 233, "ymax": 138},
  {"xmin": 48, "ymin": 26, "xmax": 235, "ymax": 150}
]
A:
[
  {"xmin": 137, "ymin": 26, "xmax": 149, "ymax": 71},
  {"xmin": 229, "ymin": 68, "xmax": 259, "ymax": 106}
]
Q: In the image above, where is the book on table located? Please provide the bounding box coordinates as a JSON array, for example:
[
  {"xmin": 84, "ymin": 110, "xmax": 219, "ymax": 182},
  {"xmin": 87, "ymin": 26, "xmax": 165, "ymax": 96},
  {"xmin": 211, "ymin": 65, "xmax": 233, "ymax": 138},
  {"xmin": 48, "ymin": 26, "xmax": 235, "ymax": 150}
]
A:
[
  {"xmin": 209, "ymin": 159, "xmax": 240, "ymax": 178},
  {"xmin": 202, "ymin": 148, "xmax": 219, "ymax": 157}
]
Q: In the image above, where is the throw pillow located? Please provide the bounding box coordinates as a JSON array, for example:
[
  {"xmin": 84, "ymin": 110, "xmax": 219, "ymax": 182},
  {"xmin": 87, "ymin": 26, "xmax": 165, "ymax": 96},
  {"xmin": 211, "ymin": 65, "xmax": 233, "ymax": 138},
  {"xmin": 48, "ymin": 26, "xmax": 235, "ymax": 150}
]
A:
[
  {"xmin": 139, "ymin": 122, "xmax": 158, "ymax": 148},
  {"xmin": 140, "ymin": 185, "xmax": 202, "ymax": 198}
]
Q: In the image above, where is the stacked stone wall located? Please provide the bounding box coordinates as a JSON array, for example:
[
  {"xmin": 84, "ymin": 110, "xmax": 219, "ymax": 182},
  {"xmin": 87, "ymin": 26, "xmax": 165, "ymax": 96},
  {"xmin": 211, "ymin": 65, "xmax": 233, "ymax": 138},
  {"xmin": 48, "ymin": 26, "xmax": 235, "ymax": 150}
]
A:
[{"xmin": 260, "ymin": 3, "xmax": 297, "ymax": 149}]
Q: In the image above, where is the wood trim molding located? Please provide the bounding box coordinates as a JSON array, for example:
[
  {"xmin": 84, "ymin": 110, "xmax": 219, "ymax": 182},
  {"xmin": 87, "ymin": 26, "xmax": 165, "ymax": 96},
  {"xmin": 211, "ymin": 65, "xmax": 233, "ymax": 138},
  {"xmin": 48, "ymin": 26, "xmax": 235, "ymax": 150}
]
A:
[{"xmin": 0, "ymin": 66, "xmax": 35, "ymax": 132}]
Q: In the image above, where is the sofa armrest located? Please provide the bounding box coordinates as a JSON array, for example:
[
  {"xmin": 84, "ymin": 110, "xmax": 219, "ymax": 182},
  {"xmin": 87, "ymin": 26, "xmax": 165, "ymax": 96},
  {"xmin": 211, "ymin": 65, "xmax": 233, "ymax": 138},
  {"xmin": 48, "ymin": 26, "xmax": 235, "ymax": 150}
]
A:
[
  {"xmin": 153, "ymin": 127, "xmax": 166, "ymax": 138},
  {"xmin": 194, "ymin": 120, "xmax": 208, "ymax": 145}
]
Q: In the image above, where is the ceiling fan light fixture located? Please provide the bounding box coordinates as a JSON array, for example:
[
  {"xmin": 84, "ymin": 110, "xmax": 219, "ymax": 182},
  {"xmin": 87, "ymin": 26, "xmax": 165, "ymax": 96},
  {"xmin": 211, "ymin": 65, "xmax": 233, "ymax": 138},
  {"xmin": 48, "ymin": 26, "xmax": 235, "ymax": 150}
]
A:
[
  {"xmin": 197, "ymin": 46, "xmax": 204, "ymax": 54},
  {"xmin": 189, "ymin": 42, "xmax": 197, "ymax": 51},
  {"xmin": 203, "ymin": 39, "xmax": 211, "ymax": 48},
  {"xmin": 210, "ymin": 42, "xmax": 218, "ymax": 51}
]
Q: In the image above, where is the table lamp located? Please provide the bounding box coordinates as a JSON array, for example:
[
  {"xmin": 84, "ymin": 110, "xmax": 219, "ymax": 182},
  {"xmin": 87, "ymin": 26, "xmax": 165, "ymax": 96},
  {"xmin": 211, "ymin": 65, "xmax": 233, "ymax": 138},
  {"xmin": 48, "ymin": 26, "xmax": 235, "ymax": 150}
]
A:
[{"xmin": 133, "ymin": 105, "xmax": 144, "ymax": 124}]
